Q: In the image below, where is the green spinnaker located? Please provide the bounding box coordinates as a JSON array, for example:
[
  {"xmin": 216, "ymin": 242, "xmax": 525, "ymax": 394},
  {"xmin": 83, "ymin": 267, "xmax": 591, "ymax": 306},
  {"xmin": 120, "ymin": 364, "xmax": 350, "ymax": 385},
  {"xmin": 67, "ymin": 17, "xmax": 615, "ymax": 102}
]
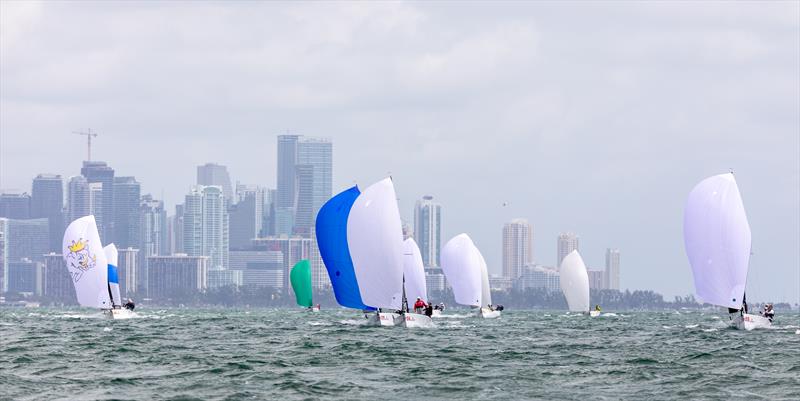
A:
[{"xmin": 290, "ymin": 259, "xmax": 313, "ymax": 308}]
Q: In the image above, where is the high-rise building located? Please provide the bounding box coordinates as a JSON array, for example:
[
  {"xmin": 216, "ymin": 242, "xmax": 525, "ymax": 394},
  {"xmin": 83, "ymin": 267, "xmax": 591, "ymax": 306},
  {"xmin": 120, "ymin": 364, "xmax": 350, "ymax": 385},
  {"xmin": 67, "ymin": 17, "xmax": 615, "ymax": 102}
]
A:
[
  {"xmin": 514, "ymin": 264, "xmax": 560, "ymax": 292},
  {"xmin": 588, "ymin": 268, "xmax": 604, "ymax": 290},
  {"xmin": 117, "ymin": 247, "xmax": 140, "ymax": 297},
  {"xmin": 261, "ymin": 189, "xmax": 277, "ymax": 237},
  {"xmin": 42, "ymin": 253, "xmax": 76, "ymax": 304},
  {"xmin": 275, "ymin": 135, "xmax": 332, "ymax": 237},
  {"xmin": 31, "ymin": 174, "xmax": 64, "ymax": 252},
  {"xmin": 183, "ymin": 186, "xmax": 229, "ymax": 270},
  {"xmin": 0, "ymin": 193, "xmax": 31, "ymax": 219},
  {"xmin": 252, "ymin": 236, "xmax": 310, "ymax": 290},
  {"xmin": 171, "ymin": 204, "xmax": 185, "ymax": 254},
  {"xmin": 140, "ymin": 194, "xmax": 168, "ymax": 258},
  {"xmin": 147, "ymin": 255, "xmax": 208, "ymax": 300},
  {"xmin": 425, "ymin": 267, "xmax": 446, "ymax": 294},
  {"xmin": 208, "ymin": 268, "xmax": 243, "ymax": 288},
  {"xmin": 3, "ymin": 218, "xmax": 48, "ymax": 264},
  {"xmin": 557, "ymin": 232, "xmax": 579, "ymax": 268},
  {"xmin": 605, "ymin": 248, "xmax": 620, "ymax": 290},
  {"xmin": 230, "ymin": 250, "xmax": 284, "ymax": 288},
  {"xmin": 7, "ymin": 259, "xmax": 41, "ymax": 294},
  {"xmin": 67, "ymin": 176, "xmax": 90, "ymax": 223},
  {"xmin": 0, "ymin": 228, "xmax": 5, "ymax": 292},
  {"xmin": 113, "ymin": 176, "xmax": 141, "ymax": 249},
  {"xmin": 80, "ymin": 161, "xmax": 115, "ymax": 242},
  {"xmin": 228, "ymin": 188, "xmax": 265, "ymax": 250},
  {"xmin": 308, "ymin": 226, "xmax": 326, "ymax": 289},
  {"xmin": 197, "ymin": 163, "xmax": 233, "ymax": 203},
  {"xmin": 502, "ymin": 218, "xmax": 533, "ymax": 279},
  {"xmin": 414, "ymin": 196, "xmax": 442, "ymax": 267}
]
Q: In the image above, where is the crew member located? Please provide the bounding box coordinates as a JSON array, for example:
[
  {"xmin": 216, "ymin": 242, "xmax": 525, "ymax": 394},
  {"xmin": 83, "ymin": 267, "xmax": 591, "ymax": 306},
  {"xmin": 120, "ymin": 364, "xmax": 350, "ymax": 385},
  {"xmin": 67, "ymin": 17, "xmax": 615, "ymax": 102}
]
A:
[
  {"xmin": 424, "ymin": 302, "xmax": 434, "ymax": 317},
  {"xmin": 413, "ymin": 297, "xmax": 426, "ymax": 314},
  {"xmin": 123, "ymin": 298, "xmax": 135, "ymax": 311}
]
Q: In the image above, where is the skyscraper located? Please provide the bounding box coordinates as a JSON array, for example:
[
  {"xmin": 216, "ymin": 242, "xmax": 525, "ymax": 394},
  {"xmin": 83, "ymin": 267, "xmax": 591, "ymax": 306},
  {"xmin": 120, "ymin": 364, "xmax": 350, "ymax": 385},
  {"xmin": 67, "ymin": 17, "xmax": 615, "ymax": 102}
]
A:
[
  {"xmin": 297, "ymin": 137, "xmax": 332, "ymax": 220},
  {"xmin": 414, "ymin": 195, "xmax": 442, "ymax": 267},
  {"xmin": 197, "ymin": 163, "xmax": 233, "ymax": 203},
  {"xmin": 228, "ymin": 187, "xmax": 265, "ymax": 249},
  {"xmin": 140, "ymin": 194, "xmax": 168, "ymax": 257},
  {"xmin": 80, "ymin": 161, "xmax": 115, "ymax": 242},
  {"xmin": 605, "ymin": 248, "xmax": 620, "ymax": 290},
  {"xmin": 277, "ymin": 135, "xmax": 300, "ymax": 210},
  {"xmin": 113, "ymin": 176, "xmax": 141, "ymax": 249},
  {"xmin": 0, "ymin": 227, "xmax": 6, "ymax": 292},
  {"xmin": 42, "ymin": 253, "xmax": 76, "ymax": 304},
  {"xmin": 183, "ymin": 186, "xmax": 229, "ymax": 270},
  {"xmin": 502, "ymin": 218, "xmax": 533, "ymax": 279},
  {"xmin": 275, "ymin": 135, "xmax": 332, "ymax": 237},
  {"xmin": 0, "ymin": 193, "xmax": 31, "ymax": 219},
  {"xmin": 557, "ymin": 232, "xmax": 579, "ymax": 268},
  {"xmin": 67, "ymin": 176, "xmax": 90, "ymax": 223},
  {"xmin": 3, "ymin": 218, "xmax": 48, "ymax": 264},
  {"xmin": 293, "ymin": 163, "xmax": 315, "ymax": 236},
  {"xmin": 31, "ymin": 174, "xmax": 64, "ymax": 252},
  {"xmin": 147, "ymin": 255, "xmax": 209, "ymax": 300}
]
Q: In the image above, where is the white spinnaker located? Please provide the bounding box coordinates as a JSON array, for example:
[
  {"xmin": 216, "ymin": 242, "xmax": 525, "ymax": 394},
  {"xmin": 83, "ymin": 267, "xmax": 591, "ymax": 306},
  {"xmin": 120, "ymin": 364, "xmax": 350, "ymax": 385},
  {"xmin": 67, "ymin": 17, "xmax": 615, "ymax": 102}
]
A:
[
  {"xmin": 403, "ymin": 238, "xmax": 429, "ymax": 305},
  {"xmin": 346, "ymin": 178, "xmax": 404, "ymax": 310},
  {"xmin": 559, "ymin": 250, "xmax": 590, "ymax": 312},
  {"xmin": 62, "ymin": 215, "xmax": 111, "ymax": 309},
  {"xmin": 477, "ymin": 248, "xmax": 492, "ymax": 307},
  {"xmin": 440, "ymin": 233, "xmax": 482, "ymax": 307},
  {"xmin": 104, "ymin": 243, "xmax": 122, "ymax": 307},
  {"xmin": 683, "ymin": 173, "xmax": 751, "ymax": 309}
]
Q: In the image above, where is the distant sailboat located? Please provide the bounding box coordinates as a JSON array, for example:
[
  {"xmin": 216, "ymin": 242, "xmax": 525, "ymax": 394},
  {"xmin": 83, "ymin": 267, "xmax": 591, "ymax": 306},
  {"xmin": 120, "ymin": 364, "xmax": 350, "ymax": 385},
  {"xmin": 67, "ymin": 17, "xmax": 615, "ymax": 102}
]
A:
[
  {"xmin": 347, "ymin": 178, "xmax": 405, "ymax": 326},
  {"xmin": 401, "ymin": 238, "xmax": 435, "ymax": 327},
  {"xmin": 103, "ymin": 243, "xmax": 134, "ymax": 319},
  {"xmin": 440, "ymin": 234, "xmax": 501, "ymax": 318},
  {"xmin": 683, "ymin": 172, "xmax": 771, "ymax": 330},
  {"xmin": 63, "ymin": 215, "xmax": 132, "ymax": 319},
  {"xmin": 559, "ymin": 250, "xmax": 597, "ymax": 316},
  {"xmin": 290, "ymin": 259, "xmax": 318, "ymax": 311}
]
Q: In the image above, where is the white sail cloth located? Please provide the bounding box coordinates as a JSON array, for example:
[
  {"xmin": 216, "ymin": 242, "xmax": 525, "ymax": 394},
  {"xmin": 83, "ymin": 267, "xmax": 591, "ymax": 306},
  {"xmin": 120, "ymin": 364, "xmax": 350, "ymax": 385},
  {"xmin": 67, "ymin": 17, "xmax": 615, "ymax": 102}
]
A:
[
  {"xmin": 347, "ymin": 178, "xmax": 404, "ymax": 310},
  {"xmin": 477, "ymin": 247, "xmax": 492, "ymax": 307},
  {"xmin": 440, "ymin": 234, "xmax": 482, "ymax": 307},
  {"xmin": 62, "ymin": 215, "xmax": 112, "ymax": 309},
  {"xmin": 683, "ymin": 173, "xmax": 751, "ymax": 309},
  {"xmin": 403, "ymin": 238, "xmax": 429, "ymax": 305},
  {"xmin": 104, "ymin": 243, "xmax": 122, "ymax": 307},
  {"xmin": 559, "ymin": 250, "xmax": 590, "ymax": 312}
]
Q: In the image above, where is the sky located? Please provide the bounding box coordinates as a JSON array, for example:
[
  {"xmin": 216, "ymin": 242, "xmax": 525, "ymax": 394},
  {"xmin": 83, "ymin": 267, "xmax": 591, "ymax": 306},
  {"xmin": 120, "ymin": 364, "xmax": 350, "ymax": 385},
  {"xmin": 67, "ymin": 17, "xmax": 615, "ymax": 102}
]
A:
[{"xmin": 1, "ymin": 1, "xmax": 798, "ymax": 302}]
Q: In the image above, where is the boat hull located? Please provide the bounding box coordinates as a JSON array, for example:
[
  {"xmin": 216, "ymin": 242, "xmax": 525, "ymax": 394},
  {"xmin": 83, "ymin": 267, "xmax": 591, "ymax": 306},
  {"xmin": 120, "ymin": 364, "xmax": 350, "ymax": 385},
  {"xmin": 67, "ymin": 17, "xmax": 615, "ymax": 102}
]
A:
[
  {"xmin": 589, "ymin": 310, "xmax": 601, "ymax": 317},
  {"xmin": 432, "ymin": 309, "xmax": 443, "ymax": 318},
  {"xmin": 104, "ymin": 308, "xmax": 136, "ymax": 320},
  {"xmin": 729, "ymin": 312, "xmax": 772, "ymax": 331},
  {"xmin": 402, "ymin": 313, "xmax": 435, "ymax": 328},
  {"xmin": 479, "ymin": 308, "xmax": 501, "ymax": 319},
  {"xmin": 310, "ymin": 306, "xmax": 320, "ymax": 312}
]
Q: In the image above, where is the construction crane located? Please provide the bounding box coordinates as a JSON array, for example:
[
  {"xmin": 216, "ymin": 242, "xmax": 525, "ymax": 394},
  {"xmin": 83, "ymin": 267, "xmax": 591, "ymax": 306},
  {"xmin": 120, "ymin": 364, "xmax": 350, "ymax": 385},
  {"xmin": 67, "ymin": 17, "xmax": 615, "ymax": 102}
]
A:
[{"xmin": 73, "ymin": 129, "xmax": 98, "ymax": 161}]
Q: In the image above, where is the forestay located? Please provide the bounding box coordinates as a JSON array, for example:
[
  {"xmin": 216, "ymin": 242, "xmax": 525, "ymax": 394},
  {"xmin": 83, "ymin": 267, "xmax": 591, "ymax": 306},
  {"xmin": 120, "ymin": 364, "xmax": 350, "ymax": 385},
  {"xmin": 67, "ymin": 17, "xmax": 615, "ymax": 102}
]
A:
[
  {"xmin": 440, "ymin": 234, "xmax": 482, "ymax": 307},
  {"xmin": 315, "ymin": 186, "xmax": 372, "ymax": 310},
  {"xmin": 103, "ymin": 243, "xmax": 122, "ymax": 307},
  {"xmin": 683, "ymin": 173, "xmax": 751, "ymax": 309},
  {"xmin": 62, "ymin": 215, "xmax": 112, "ymax": 309},
  {"xmin": 347, "ymin": 178, "xmax": 404, "ymax": 310},
  {"xmin": 403, "ymin": 238, "xmax": 428, "ymax": 305},
  {"xmin": 559, "ymin": 250, "xmax": 590, "ymax": 312}
]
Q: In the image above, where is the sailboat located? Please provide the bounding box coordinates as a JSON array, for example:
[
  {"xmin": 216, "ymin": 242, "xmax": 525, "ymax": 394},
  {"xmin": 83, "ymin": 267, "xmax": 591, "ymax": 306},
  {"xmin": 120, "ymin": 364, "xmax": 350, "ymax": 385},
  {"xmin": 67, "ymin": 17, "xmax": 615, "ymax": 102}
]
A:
[
  {"xmin": 316, "ymin": 186, "xmax": 375, "ymax": 319},
  {"xmin": 347, "ymin": 178, "xmax": 405, "ymax": 326},
  {"xmin": 440, "ymin": 234, "xmax": 500, "ymax": 319},
  {"xmin": 103, "ymin": 243, "xmax": 134, "ymax": 319},
  {"xmin": 559, "ymin": 250, "xmax": 597, "ymax": 316},
  {"xmin": 401, "ymin": 238, "xmax": 435, "ymax": 327},
  {"xmin": 683, "ymin": 172, "xmax": 771, "ymax": 330},
  {"xmin": 290, "ymin": 259, "xmax": 318, "ymax": 311},
  {"xmin": 63, "ymin": 215, "xmax": 133, "ymax": 319}
]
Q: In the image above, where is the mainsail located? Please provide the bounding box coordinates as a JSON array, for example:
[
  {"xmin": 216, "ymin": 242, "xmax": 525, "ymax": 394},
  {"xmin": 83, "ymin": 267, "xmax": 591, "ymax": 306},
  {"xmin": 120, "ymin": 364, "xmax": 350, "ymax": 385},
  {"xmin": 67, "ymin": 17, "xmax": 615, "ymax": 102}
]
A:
[
  {"xmin": 346, "ymin": 178, "xmax": 404, "ymax": 310},
  {"xmin": 103, "ymin": 243, "xmax": 122, "ymax": 308},
  {"xmin": 683, "ymin": 173, "xmax": 751, "ymax": 309},
  {"xmin": 440, "ymin": 233, "xmax": 482, "ymax": 307},
  {"xmin": 315, "ymin": 186, "xmax": 372, "ymax": 310},
  {"xmin": 403, "ymin": 238, "xmax": 428, "ymax": 305},
  {"xmin": 559, "ymin": 250, "xmax": 590, "ymax": 312},
  {"xmin": 290, "ymin": 259, "xmax": 313, "ymax": 308},
  {"xmin": 62, "ymin": 215, "xmax": 111, "ymax": 309}
]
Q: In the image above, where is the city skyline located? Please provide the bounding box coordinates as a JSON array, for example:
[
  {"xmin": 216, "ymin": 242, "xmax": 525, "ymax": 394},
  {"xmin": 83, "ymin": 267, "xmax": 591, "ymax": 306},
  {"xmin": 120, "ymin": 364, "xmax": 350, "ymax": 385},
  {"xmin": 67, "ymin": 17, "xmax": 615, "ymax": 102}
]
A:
[{"xmin": 1, "ymin": 2, "xmax": 798, "ymax": 302}]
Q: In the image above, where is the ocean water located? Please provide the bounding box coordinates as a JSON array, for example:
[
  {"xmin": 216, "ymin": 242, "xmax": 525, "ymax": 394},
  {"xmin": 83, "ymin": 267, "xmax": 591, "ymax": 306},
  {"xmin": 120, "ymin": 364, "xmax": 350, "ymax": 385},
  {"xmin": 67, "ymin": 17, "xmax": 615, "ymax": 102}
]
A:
[{"xmin": 1, "ymin": 308, "xmax": 799, "ymax": 400}]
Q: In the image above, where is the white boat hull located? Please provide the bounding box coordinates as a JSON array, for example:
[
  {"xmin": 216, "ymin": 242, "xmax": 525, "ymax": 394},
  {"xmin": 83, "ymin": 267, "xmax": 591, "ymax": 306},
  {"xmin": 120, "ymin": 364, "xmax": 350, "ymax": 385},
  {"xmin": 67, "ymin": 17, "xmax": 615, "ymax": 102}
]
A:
[
  {"xmin": 402, "ymin": 313, "xmax": 435, "ymax": 328},
  {"xmin": 376, "ymin": 312, "xmax": 402, "ymax": 326},
  {"xmin": 479, "ymin": 308, "xmax": 501, "ymax": 319},
  {"xmin": 104, "ymin": 308, "xmax": 136, "ymax": 320},
  {"xmin": 432, "ymin": 309, "xmax": 443, "ymax": 318},
  {"xmin": 310, "ymin": 306, "xmax": 320, "ymax": 312},
  {"xmin": 589, "ymin": 310, "xmax": 601, "ymax": 317},
  {"xmin": 729, "ymin": 312, "xmax": 772, "ymax": 331}
]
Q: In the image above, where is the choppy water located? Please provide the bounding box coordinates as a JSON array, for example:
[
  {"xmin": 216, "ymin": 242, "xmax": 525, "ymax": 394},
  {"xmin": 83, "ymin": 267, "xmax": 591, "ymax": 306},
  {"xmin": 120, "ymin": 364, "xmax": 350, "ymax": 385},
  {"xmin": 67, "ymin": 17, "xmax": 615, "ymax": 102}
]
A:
[{"xmin": 1, "ymin": 308, "xmax": 799, "ymax": 400}]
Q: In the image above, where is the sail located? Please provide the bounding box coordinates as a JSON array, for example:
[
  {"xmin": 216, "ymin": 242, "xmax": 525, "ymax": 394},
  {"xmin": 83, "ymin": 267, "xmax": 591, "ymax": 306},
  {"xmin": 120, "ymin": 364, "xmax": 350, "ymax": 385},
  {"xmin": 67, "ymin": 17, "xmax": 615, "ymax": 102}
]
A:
[
  {"xmin": 440, "ymin": 233, "xmax": 482, "ymax": 307},
  {"xmin": 315, "ymin": 186, "xmax": 372, "ymax": 310},
  {"xmin": 477, "ymin": 248, "xmax": 492, "ymax": 307},
  {"xmin": 683, "ymin": 173, "xmax": 751, "ymax": 309},
  {"xmin": 62, "ymin": 215, "xmax": 112, "ymax": 309},
  {"xmin": 290, "ymin": 259, "xmax": 313, "ymax": 308},
  {"xmin": 403, "ymin": 238, "xmax": 428, "ymax": 305},
  {"xmin": 347, "ymin": 178, "xmax": 404, "ymax": 310},
  {"xmin": 103, "ymin": 243, "xmax": 122, "ymax": 307},
  {"xmin": 559, "ymin": 250, "xmax": 590, "ymax": 312}
]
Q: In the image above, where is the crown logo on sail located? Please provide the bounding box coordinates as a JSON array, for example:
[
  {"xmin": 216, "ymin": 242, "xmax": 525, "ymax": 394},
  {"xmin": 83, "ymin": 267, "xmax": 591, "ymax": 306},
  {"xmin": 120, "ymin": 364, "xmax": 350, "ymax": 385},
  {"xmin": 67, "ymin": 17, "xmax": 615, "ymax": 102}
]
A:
[
  {"xmin": 66, "ymin": 237, "xmax": 96, "ymax": 282},
  {"xmin": 68, "ymin": 239, "xmax": 87, "ymax": 253}
]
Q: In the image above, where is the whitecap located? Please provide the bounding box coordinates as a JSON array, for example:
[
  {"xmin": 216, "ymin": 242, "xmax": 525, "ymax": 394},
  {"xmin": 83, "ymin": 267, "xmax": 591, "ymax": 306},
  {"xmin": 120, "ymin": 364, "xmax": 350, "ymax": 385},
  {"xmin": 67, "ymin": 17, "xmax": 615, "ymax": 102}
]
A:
[
  {"xmin": 703, "ymin": 328, "xmax": 718, "ymax": 332},
  {"xmin": 685, "ymin": 324, "xmax": 699, "ymax": 329},
  {"xmin": 103, "ymin": 327, "xmax": 113, "ymax": 332}
]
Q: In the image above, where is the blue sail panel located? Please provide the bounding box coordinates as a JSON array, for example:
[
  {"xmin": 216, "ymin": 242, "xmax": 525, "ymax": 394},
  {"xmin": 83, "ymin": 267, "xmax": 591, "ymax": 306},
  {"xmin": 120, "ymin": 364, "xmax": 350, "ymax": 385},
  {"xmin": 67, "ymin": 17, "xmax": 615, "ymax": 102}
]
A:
[
  {"xmin": 107, "ymin": 264, "xmax": 119, "ymax": 284},
  {"xmin": 316, "ymin": 186, "xmax": 374, "ymax": 310}
]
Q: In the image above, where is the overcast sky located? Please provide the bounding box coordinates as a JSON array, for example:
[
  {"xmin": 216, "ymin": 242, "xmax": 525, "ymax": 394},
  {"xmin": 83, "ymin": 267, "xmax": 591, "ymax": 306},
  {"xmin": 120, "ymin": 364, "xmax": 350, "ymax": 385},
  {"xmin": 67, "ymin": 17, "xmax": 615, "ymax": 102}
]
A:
[{"xmin": 1, "ymin": 1, "xmax": 798, "ymax": 302}]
